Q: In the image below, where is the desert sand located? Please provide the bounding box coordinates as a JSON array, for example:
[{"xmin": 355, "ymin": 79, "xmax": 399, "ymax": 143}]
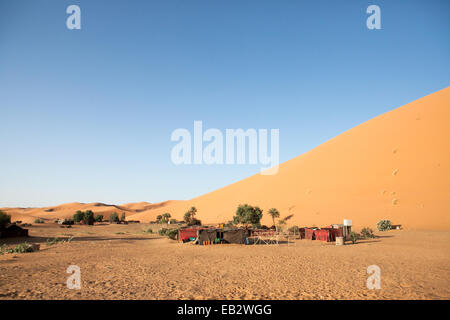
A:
[{"xmin": 0, "ymin": 223, "xmax": 449, "ymax": 300}]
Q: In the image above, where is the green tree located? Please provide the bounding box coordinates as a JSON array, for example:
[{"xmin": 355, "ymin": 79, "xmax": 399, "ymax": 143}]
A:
[
  {"xmin": 233, "ymin": 204, "xmax": 263, "ymax": 228},
  {"xmin": 268, "ymin": 208, "xmax": 280, "ymax": 227},
  {"xmin": 109, "ymin": 212, "xmax": 119, "ymax": 223},
  {"xmin": 95, "ymin": 214, "xmax": 103, "ymax": 222},
  {"xmin": 183, "ymin": 207, "xmax": 197, "ymax": 225},
  {"xmin": 120, "ymin": 212, "xmax": 126, "ymax": 222},
  {"xmin": 83, "ymin": 210, "xmax": 95, "ymax": 225},
  {"xmin": 156, "ymin": 215, "xmax": 163, "ymax": 223},
  {"xmin": 0, "ymin": 210, "xmax": 11, "ymax": 227},
  {"xmin": 73, "ymin": 210, "xmax": 84, "ymax": 223}
]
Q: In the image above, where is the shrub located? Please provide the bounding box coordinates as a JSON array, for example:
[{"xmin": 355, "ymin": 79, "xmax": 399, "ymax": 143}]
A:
[
  {"xmin": 350, "ymin": 231, "xmax": 359, "ymax": 244},
  {"xmin": 361, "ymin": 227, "xmax": 376, "ymax": 239},
  {"xmin": 95, "ymin": 214, "xmax": 103, "ymax": 222},
  {"xmin": 166, "ymin": 229, "xmax": 178, "ymax": 240},
  {"xmin": 34, "ymin": 218, "xmax": 44, "ymax": 224},
  {"xmin": 120, "ymin": 212, "xmax": 126, "ymax": 222},
  {"xmin": 109, "ymin": 212, "xmax": 119, "ymax": 223},
  {"xmin": 169, "ymin": 219, "xmax": 177, "ymax": 224},
  {"xmin": 73, "ymin": 211, "xmax": 84, "ymax": 223},
  {"xmin": 158, "ymin": 228, "xmax": 168, "ymax": 236},
  {"xmin": 3, "ymin": 242, "xmax": 35, "ymax": 253},
  {"xmin": 46, "ymin": 237, "xmax": 61, "ymax": 246},
  {"xmin": 144, "ymin": 228, "xmax": 153, "ymax": 234},
  {"xmin": 288, "ymin": 226, "xmax": 300, "ymax": 234},
  {"xmin": 377, "ymin": 220, "xmax": 392, "ymax": 232},
  {"xmin": 0, "ymin": 211, "xmax": 11, "ymax": 227}
]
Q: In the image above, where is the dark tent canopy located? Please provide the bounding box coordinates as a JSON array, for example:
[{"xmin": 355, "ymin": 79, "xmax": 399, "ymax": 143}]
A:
[
  {"xmin": 197, "ymin": 228, "xmax": 248, "ymax": 244},
  {"xmin": 222, "ymin": 229, "xmax": 247, "ymax": 244}
]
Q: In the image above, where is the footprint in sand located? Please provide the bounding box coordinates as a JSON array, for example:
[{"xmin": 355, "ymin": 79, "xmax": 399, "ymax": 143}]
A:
[
  {"xmin": 392, "ymin": 199, "xmax": 398, "ymax": 205},
  {"xmin": 392, "ymin": 169, "xmax": 399, "ymax": 176}
]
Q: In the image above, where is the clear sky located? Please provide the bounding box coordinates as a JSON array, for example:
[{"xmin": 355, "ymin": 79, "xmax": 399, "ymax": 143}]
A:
[{"xmin": 0, "ymin": 0, "xmax": 449, "ymax": 207}]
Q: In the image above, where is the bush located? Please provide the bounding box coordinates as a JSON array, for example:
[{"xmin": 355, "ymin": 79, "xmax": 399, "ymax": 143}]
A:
[
  {"xmin": 109, "ymin": 212, "xmax": 119, "ymax": 223},
  {"xmin": 2, "ymin": 242, "xmax": 35, "ymax": 253},
  {"xmin": 169, "ymin": 219, "xmax": 177, "ymax": 224},
  {"xmin": 34, "ymin": 218, "xmax": 44, "ymax": 224},
  {"xmin": 350, "ymin": 231, "xmax": 359, "ymax": 244},
  {"xmin": 158, "ymin": 228, "xmax": 168, "ymax": 236},
  {"xmin": 361, "ymin": 227, "xmax": 375, "ymax": 239},
  {"xmin": 46, "ymin": 237, "xmax": 61, "ymax": 246},
  {"xmin": 120, "ymin": 212, "xmax": 126, "ymax": 222},
  {"xmin": 166, "ymin": 229, "xmax": 178, "ymax": 240},
  {"xmin": 0, "ymin": 211, "xmax": 11, "ymax": 227},
  {"xmin": 95, "ymin": 215, "xmax": 103, "ymax": 222},
  {"xmin": 377, "ymin": 220, "xmax": 392, "ymax": 232}
]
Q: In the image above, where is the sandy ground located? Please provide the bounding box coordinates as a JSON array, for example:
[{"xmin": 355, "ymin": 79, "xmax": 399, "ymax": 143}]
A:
[{"xmin": 0, "ymin": 223, "xmax": 449, "ymax": 300}]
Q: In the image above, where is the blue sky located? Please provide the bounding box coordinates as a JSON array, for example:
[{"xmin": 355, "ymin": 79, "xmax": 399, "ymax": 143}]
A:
[{"xmin": 0, "ymin": 0, "xmax": 449, "ymax": 207}]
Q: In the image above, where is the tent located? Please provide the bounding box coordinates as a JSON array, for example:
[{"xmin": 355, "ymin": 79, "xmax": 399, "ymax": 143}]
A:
[
  {"xmin": 304, "ymin": 227, "xmax": 343, "ymax": 242},
  {"xmin": 222, "ymin": 228, "xmax": 247, "ymax": 244},
  {"xmin": 0, "ymin": 224, "xmax": 29, "ymax": 238},
  {"xmin": 178, "ymin": 227, "xmax": 201, "ymax": 242},
  {"xmin": 196, "ymin": 228, "xmax": 248, "ymax": 245}
]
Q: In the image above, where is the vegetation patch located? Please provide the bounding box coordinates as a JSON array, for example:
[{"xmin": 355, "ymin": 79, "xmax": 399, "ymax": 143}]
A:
[
  {"xmin": 377, "ymin": 220, "xmax": 392, "ymax": 231},
  {"xmin": 1, "ymin": 242, "xmax": 38, "ymax": 254}
]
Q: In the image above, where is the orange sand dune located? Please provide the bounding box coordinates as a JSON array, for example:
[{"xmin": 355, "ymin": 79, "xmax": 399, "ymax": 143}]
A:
[{"xmin": 128, "ymin": 88, "xmax": 450, "ymax": 230}]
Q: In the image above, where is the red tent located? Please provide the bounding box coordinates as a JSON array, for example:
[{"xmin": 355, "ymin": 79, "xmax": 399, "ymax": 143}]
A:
[{"xmin": 304, "ymin": 227, "xmax": 343, "ymax": 242}]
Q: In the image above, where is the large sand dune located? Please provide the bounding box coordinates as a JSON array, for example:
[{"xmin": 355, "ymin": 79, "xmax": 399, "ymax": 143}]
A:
[
  {"xmin": 129, "ymin": 88, "xmax": 450, "ymax": 230},
  {"xmin": 2, "ymin": 88, "xmax": 449, "ymax": 230}
]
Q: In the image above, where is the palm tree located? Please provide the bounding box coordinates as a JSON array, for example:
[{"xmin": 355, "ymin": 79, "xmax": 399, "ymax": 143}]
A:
[{"xmin": 268, "ymin": 208, "xmax": 280, "ymax": 228}]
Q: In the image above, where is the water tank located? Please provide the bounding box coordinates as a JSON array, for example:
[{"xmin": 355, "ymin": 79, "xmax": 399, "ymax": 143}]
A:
[{"xmin": 343, "ymin": 219, "xmax": 352, "ymax": 226}]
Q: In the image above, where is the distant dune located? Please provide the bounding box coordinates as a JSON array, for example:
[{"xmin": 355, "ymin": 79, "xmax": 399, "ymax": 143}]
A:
[
  {"xmin": 2, "ymin": 88, "xmax": 449, "ymax": 230},
  {"xmin": 0, "ymin": 202, "xmax": 153, "ymax": 223}
]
